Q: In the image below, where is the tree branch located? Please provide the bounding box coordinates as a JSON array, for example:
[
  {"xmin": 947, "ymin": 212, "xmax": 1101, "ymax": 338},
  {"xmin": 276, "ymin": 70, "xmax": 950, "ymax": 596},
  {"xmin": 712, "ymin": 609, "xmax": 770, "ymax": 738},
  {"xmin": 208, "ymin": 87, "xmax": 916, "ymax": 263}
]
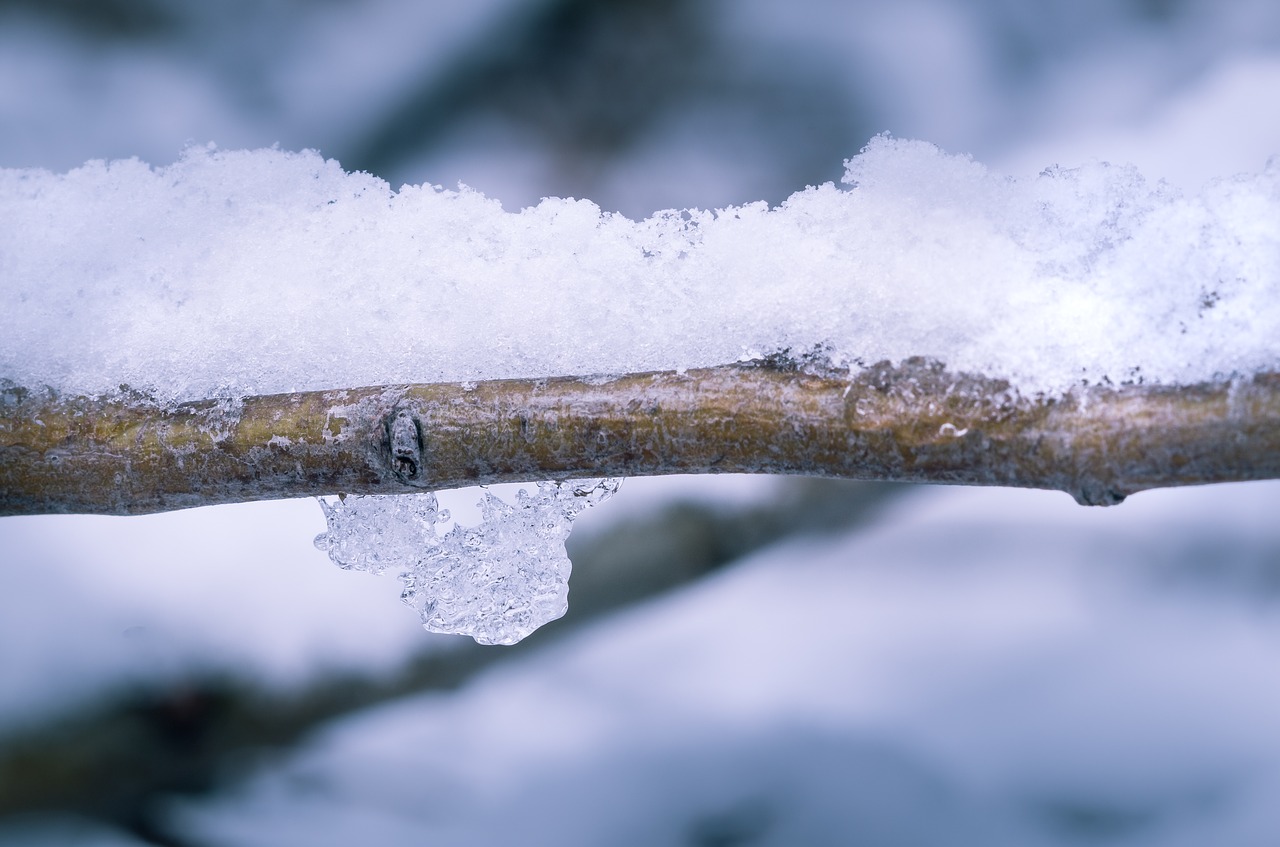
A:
[{"xmin": 3, "ymin": 358, "xmax": 1278, "ymax": 516}]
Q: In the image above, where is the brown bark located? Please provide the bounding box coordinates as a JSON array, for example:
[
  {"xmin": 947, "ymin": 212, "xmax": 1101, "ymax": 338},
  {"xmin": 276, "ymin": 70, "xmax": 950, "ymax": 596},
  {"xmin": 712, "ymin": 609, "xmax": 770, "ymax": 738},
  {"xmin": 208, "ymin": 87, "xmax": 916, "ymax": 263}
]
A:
[{"xmin": 3, "ymin": 358, "xmax": 1279, "ymax": 516}]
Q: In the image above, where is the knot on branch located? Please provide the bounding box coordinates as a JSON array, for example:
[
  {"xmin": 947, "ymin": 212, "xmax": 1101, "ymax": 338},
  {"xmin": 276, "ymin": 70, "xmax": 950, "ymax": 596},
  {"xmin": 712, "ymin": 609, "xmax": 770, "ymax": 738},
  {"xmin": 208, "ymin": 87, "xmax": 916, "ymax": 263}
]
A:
[{"xmin": 386, "ymin": 407, "xmax": 422, "ymax": 482}]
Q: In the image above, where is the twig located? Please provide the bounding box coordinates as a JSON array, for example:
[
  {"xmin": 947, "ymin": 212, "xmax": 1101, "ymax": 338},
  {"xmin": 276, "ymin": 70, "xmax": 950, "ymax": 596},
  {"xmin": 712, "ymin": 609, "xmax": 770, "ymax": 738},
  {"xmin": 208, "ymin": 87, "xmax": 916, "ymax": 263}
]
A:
[{"xmin": 3, "ymin": 358, "xmax": 1278, "ymax": 516}]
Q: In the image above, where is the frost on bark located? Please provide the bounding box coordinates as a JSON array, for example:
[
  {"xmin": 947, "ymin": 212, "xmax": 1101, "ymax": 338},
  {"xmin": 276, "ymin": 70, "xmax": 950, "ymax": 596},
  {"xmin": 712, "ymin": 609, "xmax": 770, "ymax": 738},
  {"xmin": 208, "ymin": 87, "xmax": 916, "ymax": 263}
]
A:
[{"xmin": 2, "ymin": 358, "xmax": 1279, "ymax": 517}]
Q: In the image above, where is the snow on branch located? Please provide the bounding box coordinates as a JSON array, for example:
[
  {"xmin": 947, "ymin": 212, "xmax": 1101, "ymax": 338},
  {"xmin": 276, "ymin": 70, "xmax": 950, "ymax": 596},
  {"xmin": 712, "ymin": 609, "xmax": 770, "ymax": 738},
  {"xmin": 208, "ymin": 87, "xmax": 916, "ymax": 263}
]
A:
[
  {"xmin": 3, "ymin": 138, "xmax": 1277, "ymax": 643},
  {"xmin": 2, "ymin": 137, "xmax": 1279, "ymax": 516},
  {"xmin": 3, "ymin": 138, "xmax": 1278, "ymax": 404}
]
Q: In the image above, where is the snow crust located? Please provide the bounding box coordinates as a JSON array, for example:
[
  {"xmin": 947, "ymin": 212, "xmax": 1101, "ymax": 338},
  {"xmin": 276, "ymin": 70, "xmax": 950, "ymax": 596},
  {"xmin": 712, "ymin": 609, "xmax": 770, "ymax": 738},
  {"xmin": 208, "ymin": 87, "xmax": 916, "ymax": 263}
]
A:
[{"xmin": 2, "ymin": 136, "xmax": 1276, "ymax": 403}]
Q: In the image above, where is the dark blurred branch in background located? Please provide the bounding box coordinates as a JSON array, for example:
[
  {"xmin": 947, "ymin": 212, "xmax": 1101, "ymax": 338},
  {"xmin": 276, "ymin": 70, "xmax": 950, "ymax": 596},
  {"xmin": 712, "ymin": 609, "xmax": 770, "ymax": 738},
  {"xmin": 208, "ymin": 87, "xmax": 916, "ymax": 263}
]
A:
[
  {"xmin": 0, "ymin": 478, "xmax": 900, "ymax": 846},
  {"xmin": 0, "ymin": 0, "xmax": 177, "ymax": 38},
  {"xmin": 338, "ymin": 0, "xmax": 869, "ymax": 208},
  {"xmin": 0, "ymin": 0, "xmax": 875, "ymax": 212}
]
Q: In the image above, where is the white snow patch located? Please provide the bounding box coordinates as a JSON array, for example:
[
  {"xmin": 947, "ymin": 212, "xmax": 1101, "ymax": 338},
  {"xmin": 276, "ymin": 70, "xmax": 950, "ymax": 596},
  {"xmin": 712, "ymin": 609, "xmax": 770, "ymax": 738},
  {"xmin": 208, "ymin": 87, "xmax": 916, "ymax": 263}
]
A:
[{"xmin": 2, "ymin": 137, "xmax": 1276, "ymax": 404}]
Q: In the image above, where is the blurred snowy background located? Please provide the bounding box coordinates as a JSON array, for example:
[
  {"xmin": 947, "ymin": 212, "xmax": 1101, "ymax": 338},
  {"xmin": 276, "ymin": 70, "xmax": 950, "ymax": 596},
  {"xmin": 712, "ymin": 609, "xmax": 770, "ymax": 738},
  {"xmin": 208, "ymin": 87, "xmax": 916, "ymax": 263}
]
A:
[{"xmin": 2, "ymin": 0, "xmax": 1280, "ymax": 845}]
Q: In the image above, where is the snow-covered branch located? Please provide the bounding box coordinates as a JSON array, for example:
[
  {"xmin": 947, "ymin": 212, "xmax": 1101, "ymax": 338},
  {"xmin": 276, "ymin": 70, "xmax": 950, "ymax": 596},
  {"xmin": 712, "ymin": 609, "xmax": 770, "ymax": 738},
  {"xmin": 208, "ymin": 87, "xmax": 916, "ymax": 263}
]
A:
[{"xmin": 3, "ymin": 140, "xmax": 1277, "ymax": 520}]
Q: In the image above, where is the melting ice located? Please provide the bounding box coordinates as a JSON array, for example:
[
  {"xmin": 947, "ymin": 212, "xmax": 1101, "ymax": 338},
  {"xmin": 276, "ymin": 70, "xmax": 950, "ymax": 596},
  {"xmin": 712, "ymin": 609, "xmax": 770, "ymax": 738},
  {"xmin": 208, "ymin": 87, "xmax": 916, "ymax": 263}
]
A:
[{"xmin": 314, "ymin": 479, "xmax": 621, "ymax": 645}]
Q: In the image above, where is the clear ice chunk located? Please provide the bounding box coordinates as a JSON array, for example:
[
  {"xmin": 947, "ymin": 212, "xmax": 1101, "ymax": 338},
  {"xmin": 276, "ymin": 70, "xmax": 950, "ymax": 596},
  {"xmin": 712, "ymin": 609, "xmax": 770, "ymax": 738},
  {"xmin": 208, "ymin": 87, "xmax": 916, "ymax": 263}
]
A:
[{"xmin": 314, "ymin": 479, "xmax": 622, "ymax": 645}]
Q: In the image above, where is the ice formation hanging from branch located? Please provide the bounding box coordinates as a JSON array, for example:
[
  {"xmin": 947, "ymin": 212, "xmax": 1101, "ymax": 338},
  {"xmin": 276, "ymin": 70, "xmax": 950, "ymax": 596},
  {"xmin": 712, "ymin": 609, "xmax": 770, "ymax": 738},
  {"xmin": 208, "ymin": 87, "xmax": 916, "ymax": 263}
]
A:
[{"xmin": 314, "ymin": 480, "xmax": 620, "ymax": 645}]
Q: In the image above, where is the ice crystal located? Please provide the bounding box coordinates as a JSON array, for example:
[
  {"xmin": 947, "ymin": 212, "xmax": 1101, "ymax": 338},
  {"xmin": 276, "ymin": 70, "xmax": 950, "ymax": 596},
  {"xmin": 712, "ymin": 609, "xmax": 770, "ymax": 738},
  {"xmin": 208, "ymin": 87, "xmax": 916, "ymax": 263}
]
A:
[{"xmin": 314, "ymin": 479, "xmax": 621, "ymax": 645}]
